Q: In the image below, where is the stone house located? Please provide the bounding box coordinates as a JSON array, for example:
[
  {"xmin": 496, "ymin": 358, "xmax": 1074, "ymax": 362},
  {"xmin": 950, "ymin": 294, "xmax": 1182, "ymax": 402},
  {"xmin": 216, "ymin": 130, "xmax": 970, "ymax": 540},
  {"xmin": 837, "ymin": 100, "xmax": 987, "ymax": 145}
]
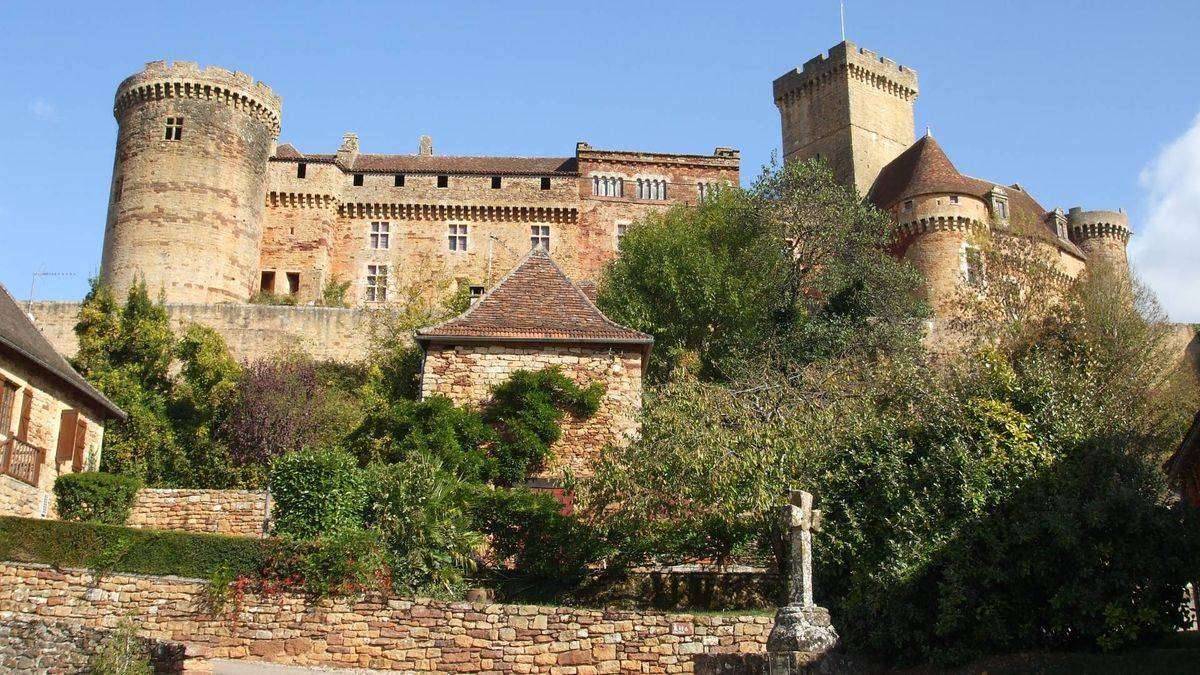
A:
[
  {"xmin": 0, "ymin": 284, "xmax": 124, "ymax": 518},
  {"xmin": 416, "ymin": 249, "xmax": 651, "ymax": 479}
]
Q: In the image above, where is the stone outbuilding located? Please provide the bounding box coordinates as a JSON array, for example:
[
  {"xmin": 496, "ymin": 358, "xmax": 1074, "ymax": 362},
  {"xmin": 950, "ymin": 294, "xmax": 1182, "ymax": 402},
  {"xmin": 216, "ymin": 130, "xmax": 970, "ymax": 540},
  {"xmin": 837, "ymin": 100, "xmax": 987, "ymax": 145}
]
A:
[
  {"xmin": 0, "ymin": 284, "xmax": 125, "ymax": 518},
  {"xmin": 415, "ymin": 249, "xmax": 651, "ymax": 478}
]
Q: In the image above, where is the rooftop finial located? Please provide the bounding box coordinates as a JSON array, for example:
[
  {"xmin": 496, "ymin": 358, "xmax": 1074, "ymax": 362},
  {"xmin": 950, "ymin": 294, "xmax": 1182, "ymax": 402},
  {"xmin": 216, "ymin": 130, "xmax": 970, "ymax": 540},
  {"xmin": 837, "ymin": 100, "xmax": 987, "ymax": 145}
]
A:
[{"xmin": 925, "ymin": 125, "xmax": 932, "ymax": 138}]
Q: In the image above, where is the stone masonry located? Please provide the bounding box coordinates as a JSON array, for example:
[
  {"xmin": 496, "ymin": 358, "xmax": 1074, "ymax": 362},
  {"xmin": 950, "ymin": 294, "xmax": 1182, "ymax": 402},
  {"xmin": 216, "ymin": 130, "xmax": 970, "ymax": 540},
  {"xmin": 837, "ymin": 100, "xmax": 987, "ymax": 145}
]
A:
[
  {"xmin": 126, "ymin": 488, "xmax": 268, "ymax": 537},
  {"xmin": 0, "ymin": 562, "xmax": 770, "ymax": 673},
  {"xmin": 421, "ymin": 344, "xmax": 644, "ymax": 477}
]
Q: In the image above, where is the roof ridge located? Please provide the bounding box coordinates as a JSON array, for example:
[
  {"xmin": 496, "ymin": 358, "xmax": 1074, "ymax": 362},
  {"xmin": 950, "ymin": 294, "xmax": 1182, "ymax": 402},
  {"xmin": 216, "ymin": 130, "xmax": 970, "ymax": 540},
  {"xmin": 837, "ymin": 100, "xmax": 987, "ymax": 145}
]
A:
[{"xmin": 416, "ymin": 247, "xmax": 542, "ymax": 335}]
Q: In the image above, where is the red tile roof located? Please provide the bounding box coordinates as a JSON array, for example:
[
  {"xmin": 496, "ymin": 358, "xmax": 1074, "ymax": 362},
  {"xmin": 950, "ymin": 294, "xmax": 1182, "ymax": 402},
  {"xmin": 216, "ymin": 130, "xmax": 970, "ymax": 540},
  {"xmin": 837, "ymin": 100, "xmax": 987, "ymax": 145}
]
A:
[
  {"xmin": 271, "ymin": 145, "xmax": 578, "ymax": 175},
  {"xmin": 416, "ymin": 250, "xmax": 652, "ymax": 346}
]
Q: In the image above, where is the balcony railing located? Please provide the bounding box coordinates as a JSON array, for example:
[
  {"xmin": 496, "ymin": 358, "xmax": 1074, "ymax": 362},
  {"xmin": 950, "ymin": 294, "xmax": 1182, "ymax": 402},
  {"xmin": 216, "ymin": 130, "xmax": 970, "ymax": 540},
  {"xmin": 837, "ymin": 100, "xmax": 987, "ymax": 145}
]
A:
[{"xmin": 1, "ymin": 437, "xmax": 46, "ymax": 486}]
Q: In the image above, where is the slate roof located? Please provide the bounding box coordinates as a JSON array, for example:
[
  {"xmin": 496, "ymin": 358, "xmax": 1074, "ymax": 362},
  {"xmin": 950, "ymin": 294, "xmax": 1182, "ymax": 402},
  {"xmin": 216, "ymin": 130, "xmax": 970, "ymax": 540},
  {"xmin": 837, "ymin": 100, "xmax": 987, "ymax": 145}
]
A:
[
  {"xmin": 272, "ymin": 145, "xmax": 579, "ymax": 176},
  {"xmin": 416, "ymin": 250, "xmax": 652, "ymax": 346},
  {"xmin": 0, "ymin": 284, "xmax": 124, "ymax": 419}
]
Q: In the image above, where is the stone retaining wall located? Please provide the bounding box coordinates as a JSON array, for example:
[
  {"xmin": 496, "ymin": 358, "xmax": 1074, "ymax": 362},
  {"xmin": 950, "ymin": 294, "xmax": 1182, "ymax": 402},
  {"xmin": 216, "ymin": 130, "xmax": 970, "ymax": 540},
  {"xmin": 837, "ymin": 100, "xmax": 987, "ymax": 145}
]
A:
[
  {"xmin": 0, "ymin": 562, "xmax": 769, "ymax": 673},
  {"xmin": 0, "ymin": 613, "xmax": 187, "ymax": 673},
  {"xmin": 127, "ymin": 488, "xmax": 268, "ymax": 537}
]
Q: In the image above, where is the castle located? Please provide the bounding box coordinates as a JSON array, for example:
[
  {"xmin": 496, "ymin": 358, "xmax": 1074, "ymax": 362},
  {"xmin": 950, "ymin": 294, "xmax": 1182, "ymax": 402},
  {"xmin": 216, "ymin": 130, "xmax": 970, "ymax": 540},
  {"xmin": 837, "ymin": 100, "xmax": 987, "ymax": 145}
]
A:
[{"xmin": 30, "ymin": 40, "xmax": 1133, "ymax": 364}]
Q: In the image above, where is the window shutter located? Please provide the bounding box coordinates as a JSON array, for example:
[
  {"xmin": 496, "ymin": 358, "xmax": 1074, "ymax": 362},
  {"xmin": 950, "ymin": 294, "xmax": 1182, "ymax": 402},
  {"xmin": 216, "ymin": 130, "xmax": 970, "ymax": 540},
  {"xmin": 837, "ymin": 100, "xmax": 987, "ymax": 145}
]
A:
[
  {"xmin": 72, "ymin": 418, "xmax": 88, "ymax": 472},
  {"xmin": 56, "ymin": 410, "xmax": 79, "ymax": 463},
  {"xmin": 17, "ymin": 389, "xmax": 32, "ymax": 441}
]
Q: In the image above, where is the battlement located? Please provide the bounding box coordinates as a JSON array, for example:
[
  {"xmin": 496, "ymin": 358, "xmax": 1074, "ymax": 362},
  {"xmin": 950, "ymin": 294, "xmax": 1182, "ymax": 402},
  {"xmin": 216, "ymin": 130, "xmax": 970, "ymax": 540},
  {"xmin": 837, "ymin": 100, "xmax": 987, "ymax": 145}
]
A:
[
  {"xmin": 774, "ymin": 40, "xmax": 918, "ymax": 103},
  {"xmin": 1067, "ymin": 207, "xmax": 1131, "ymax": 242},
  {"xmin": 114, "ymin": 60, "xmax": 282, "ymax": 135}
]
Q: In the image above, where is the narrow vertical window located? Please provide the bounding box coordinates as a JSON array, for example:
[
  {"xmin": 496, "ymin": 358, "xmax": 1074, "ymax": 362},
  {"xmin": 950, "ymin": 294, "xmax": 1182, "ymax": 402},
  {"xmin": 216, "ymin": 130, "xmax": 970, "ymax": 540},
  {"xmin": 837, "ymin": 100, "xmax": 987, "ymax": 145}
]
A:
[
  {"xmin": 491, "ymin": 176, "xmax": 502, "ymax": 190},
  {"xmin": 370, "ymin": 221, "xmax": 390, "ymax": 249},
  {"xmin": 366, "ymin": 264, "xmax": 388, "ymax": 302},
  {"xmin": 297, "ymin": 163, "xmax": 307, "ymax": 179},
  {"xmin": 164, "ymin": 117, "xmax": 183, "ymax": 141},
  {"xmin": 541, "ymin": 177, "xmax": 551, "ymax": 190},
  {"xmin": 530, "ymin": 225, "xmax": 550, "ymax": 251},
  {"xmin": 113, "ymin": 176, "xmax": 124, "ymax": 203},
  {"xmin": 964, "ymin": 246, "xmax": 984, "ymax": 288},
  {"xmin": 448, "ymin": 224, "xmax": 468, "ymax": 251},
  {"xmin": 615, "ymin": 223, "xmax": 628, "ymax": 250},
  {"xmin": 592, "ymin": 176, "xmax": 601, "ymax": 196}
]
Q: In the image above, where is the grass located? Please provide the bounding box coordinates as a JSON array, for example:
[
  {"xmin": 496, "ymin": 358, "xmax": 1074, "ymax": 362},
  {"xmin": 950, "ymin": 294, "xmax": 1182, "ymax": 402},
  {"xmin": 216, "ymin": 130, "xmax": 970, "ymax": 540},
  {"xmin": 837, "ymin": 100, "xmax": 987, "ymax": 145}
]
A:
[{"xmin": 0, "ymin": 515, "xmax": 267, "ymax": 579}]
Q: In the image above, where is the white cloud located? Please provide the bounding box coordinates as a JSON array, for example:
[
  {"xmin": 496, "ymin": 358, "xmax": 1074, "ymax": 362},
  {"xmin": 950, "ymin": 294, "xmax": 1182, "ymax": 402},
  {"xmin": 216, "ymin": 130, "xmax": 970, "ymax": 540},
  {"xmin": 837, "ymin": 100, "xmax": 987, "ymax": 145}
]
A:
[
  {"xmin": 1131, "ymin": 112, "xmax": 1200, "ymax": 322},
  {"xmin": 28, "ymin": 98, "xmax": 56, "ymax": 120}
]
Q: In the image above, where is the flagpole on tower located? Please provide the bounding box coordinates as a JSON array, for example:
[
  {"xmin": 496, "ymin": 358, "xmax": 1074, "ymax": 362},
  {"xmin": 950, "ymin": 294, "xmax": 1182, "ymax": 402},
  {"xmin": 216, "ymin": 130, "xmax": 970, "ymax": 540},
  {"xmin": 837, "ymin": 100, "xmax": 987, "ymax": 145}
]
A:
[{"xmin": 840, "ymin": 1, "xmax": 846, "ymax": 42}]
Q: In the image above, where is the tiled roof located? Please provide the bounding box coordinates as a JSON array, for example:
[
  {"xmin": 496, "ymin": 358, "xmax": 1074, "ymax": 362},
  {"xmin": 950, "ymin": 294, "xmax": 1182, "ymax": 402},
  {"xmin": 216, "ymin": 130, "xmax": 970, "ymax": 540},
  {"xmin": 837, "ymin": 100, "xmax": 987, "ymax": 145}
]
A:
[
  {"xmin": 271, "ymin": 146, "xmax": 579, "ymax": 176},
  {"xmin": 416, "ymin": 250, "xmax": 652, "ymax": 346},
  {"xmin": 0, "ymin": 284, "xmax": 124, "ymax": 419},
  {"xmin": 869, "ymin": 136, "xmax": 1085, "ymax": 257},
  {"xmin": 867, "ymin": 135, "xmax": 978, "ymax": 208}
]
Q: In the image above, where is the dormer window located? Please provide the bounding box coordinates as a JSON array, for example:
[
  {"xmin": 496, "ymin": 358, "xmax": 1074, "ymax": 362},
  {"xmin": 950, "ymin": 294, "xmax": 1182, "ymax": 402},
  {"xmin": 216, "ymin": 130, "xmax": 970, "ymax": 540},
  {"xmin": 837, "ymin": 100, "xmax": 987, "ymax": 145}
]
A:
[
  {"xmin": 996, "ymin": 200, "xmax": 1008, "ymax": 219},
  {"xmin": 902, "ymin": 200, "xmax": 914, "ymax": 213},
  {"xmin": 987, "ymin": 186, "xmax": 1009, "ymax": 221}
]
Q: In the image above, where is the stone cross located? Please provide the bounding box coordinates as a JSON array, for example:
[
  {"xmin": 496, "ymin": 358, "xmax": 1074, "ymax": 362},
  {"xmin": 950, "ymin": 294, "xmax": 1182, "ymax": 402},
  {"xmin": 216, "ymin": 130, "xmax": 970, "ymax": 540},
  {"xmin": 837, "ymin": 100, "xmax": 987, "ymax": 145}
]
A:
[{"xmin": 782, "ymin": 489, "xmax": 821, "ymax": 608}]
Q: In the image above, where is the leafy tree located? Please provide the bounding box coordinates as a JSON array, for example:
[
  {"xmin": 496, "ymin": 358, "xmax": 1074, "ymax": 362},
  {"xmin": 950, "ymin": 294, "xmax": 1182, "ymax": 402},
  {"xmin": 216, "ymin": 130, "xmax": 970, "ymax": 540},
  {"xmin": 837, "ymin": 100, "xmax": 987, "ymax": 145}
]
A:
[{"xmin": 598, "ymin": 159, "xmax": 926, "ymax": 380}]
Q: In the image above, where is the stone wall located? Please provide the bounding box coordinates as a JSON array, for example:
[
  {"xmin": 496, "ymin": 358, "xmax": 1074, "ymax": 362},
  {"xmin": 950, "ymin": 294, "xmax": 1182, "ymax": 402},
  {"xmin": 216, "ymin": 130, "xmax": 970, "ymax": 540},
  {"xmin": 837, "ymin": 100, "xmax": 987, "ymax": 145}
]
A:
[
  {"xmin": 0, "ymin": 614, "xmax": 187, "ymax": 673},
  {"xmin": 0, "ymin": 350, "xmax": 107, "ymax": 519},
  {"xmin": 0, "ymin": 562, "xmax": 770, "ymax": 673},
  {"xmin": 29, "ymin": 301, "xmax": 378, "ymax": 364},
  {"xmin": 127, "ymin": 488, "xmax": 268, "ymax": 537},
  {"xmin": 421, "ymin": 344, "xmax": 644, "ymax": 477}
]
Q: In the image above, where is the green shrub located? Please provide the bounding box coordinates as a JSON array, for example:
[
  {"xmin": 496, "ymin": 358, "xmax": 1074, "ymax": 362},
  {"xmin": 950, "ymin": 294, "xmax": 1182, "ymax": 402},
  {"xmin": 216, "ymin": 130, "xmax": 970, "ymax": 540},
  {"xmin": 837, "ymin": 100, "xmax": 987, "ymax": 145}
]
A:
[
  {"xmin": 470, "ymin": 486, "xmax": 608, "ymax": 581},
  {"xmin": 363, "ymin": 456, "xmax": 480, "ymax": 596},
  {"xmin": 54, "ymin": 472, "xmax": 142, "ymax": 525},
  {"xmin": 0, "ymin": 516, "xmax": 268, "ymax": 579},
  {"xmin": 485, "ymin": 368, "xmax": 605, "ymax": 484},
  {"xmin": 88, "ymin": 618, "xmax": 152, "ymax": 675},
  {"xmin": 269, "ymin": 449, "xmax": 365, "ymax": 539},
  {"xmin": 261, "ymin": 528, "xmax": 388, "ymax": 598},
  {"xmin": 347, "ymin": 395, "xmax": 495, "ymax": 479}
]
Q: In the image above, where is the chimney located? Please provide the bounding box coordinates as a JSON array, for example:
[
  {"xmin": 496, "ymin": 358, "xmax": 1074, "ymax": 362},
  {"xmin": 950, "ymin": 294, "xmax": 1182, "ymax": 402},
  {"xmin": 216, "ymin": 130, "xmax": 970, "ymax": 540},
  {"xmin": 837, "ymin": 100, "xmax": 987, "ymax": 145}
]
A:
[
  {"xmin": 419, "ymin": 135, "xmax": 434, "ymax": 156},
  {"xmin": 337, "ymin": 132, "xmax": 359, "ymax": 167}
]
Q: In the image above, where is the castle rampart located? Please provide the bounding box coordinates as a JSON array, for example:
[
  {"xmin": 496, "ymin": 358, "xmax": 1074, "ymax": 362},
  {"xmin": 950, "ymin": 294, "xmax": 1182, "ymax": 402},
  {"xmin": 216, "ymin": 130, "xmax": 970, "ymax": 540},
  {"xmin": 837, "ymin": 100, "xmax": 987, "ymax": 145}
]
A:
[{"xmin": 1068, "ymin": 207, "xmax": 1131, "ymax": 272}]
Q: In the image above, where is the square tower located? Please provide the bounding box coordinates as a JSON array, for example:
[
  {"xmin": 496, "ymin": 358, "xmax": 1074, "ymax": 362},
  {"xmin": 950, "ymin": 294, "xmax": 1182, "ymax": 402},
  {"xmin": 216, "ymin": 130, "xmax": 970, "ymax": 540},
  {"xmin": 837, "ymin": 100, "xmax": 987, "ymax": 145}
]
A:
[{"xmin": 773, "ymin": 41, "xmax": 918, "ymax": 196}]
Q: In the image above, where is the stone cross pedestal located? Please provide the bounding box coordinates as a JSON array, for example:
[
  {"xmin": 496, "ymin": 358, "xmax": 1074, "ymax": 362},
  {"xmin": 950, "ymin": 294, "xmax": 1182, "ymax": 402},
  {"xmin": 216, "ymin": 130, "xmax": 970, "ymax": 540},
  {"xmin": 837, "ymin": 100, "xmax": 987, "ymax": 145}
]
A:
[{"xmin": 766, "ymin": 489, "xmax": 839, "ymax": 674}]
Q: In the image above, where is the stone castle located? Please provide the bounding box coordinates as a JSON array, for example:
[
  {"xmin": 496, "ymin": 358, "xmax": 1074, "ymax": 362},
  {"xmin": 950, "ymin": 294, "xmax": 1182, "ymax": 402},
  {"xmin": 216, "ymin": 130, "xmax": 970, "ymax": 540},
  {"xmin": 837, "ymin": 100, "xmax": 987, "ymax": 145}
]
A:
[{"xmin": 31, "ymin": 40, "xmax": 1133, "ymax": 363}]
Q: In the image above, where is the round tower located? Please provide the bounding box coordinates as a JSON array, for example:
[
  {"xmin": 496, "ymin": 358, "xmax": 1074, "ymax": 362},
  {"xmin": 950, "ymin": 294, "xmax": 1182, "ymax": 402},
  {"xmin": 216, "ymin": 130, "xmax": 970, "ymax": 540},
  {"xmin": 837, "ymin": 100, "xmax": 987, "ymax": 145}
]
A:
[
  {"xmin": 894, "ymin": 192, "xmax": 990, "ymax": 316},
  {"xmin": 99, "ymin": 61, "xmax": 282, "ymax": 303},
  {"xmin": 1067, "ymin": 207, "xmax": 1131, "ymax": 274}
]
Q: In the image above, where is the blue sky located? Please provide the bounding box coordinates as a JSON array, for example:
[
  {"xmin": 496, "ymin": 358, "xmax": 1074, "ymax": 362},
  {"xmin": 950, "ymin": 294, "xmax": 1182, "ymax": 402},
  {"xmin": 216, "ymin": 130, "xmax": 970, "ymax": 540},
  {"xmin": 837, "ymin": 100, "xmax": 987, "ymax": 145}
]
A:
[{"xmin": 2, "ymin": 1, "xmax": 1198, "ymax": 319}]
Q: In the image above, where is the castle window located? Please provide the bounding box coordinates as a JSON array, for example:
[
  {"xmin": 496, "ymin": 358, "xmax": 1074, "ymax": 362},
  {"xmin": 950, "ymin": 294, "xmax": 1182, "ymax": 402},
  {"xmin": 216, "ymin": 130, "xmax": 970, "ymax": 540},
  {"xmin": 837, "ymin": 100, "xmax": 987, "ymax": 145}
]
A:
[
  {"xmin": 592, "ymin": 176, "xmax": 623, "ymax": 198},
  {"xmin": 437, "ymin": 175, "xmax": 449, "ymax": 189},
  {"xmin": 448, "ymin": 224, "xmax": 468, "ymax": 252},
  {"xmin": 113, "ymin": 176, "xmax": 124, "ymax": 203},
  {"xmin": 491, "ymin": 176, "xmax": 502, "ymax": 190},
  {"xmin": 286, "ymin": 272, "xmax": 300, "ymax": 296},
  {"xmin": 902, "ymin": 200, "xmax": 914, "ymax": 212},
  {"xmin": 469, "ymin": 286, "xmax": 486, "ymax": 303},
  {"xmin": 949, "ymin": 195, "xmax": 959, "ymax": 205},
  {"xmin": 615, "ymin": 222, "xmax": 629, "ymax": 250},
  {"xmin": 370, "ymin": 221, "xmax": 390, "ymax": 250},
  {"xmin": 698, "ymin": 182, "xmax": 722, "ymax": 202},
  {"xmin": 353, "ymin": 174, "xmax": 364, "ymax": 187},
  {"xmin": 963, "ymin": 246, "xmax": 984, "ymax": 288},
  {"xmin": 394, "ymin": 174, "xmax": 405, "ymax": 187},
  {"xmin": 297, "ymin": 163, "xmax": 307, "ymax": 179},
  {"xmin": 365, "ymin": 264, "xmax": 388, "ymax": 302},
  {"xmin": 541, "ymin": 177, "xmax": 552, "ymax": 190},
  {"xmin": 996, "ymin": 200, "xmax": 1008, "ymax": 220},
  {"xmin": 164, "ymin": 117, "xmax": 183, "ymax": 141},
  {"xmin": 531, "ymin": 225, "xmax": 550, "ymax": 251},
  {"xmin": 260, "ymin": 271, "xmax": 276, "ymax": 294},
  {"xmin": 637, "ymin": 178, "xmax": 667, "ymax": 200}
]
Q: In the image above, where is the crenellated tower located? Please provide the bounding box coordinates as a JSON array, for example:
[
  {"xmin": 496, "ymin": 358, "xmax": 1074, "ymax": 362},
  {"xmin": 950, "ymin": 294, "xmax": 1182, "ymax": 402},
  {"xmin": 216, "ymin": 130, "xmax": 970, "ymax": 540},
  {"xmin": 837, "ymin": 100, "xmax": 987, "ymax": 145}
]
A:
[
  {"xmin": 1067, "ymin": 207, "xmax": 1132, "ymax": 274},
  {"xmin": 99, "ymin": 61, "xmax": 282, "ymax": 303},
  {"xmin": 774, "ymin": 41, "xmax": 918, "ymax": 196}
]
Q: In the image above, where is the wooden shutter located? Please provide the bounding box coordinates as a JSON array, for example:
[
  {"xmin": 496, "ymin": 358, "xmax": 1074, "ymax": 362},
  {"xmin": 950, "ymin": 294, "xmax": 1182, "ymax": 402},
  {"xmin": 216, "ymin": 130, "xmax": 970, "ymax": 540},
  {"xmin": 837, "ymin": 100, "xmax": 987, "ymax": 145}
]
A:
[
  {"xmin": 56, "ymin": 410, "xmax": 79, "ymax": 463},
  {"xmin": 72, "ymin": 418, "xmax": 88, "ymax": 472},
  {"xmin": 17, "ymin": 389, "xmax": 32, "ymax": 441},
  {"xmin": 0, "ymin": 380, "xmax": 14, "ymax": 438}
]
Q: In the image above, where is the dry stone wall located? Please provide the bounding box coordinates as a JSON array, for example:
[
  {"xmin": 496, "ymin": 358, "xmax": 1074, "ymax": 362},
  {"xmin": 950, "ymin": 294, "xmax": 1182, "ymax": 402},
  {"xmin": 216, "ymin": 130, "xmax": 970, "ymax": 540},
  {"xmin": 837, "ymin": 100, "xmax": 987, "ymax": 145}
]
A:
[
  {"xmin": 0, "ymin": 614, "xmax": 186, "ymax": 673},
  {"xmin": 0, "ymin": 562, "xmax": 769, "ymax": 673},
  {"xmin": 127, "ymin": 488, "xmax": 268, "ymax": 537}
]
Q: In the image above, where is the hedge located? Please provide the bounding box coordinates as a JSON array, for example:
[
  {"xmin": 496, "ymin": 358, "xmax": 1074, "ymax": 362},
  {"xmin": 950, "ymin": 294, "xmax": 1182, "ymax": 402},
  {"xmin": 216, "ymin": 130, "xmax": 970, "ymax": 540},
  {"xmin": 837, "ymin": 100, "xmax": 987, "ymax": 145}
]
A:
[
  {"xmin": 54, "ymin": 472, "xmax": 142, "ymax": 525},
  {"xmin": 0, "ymin": 516, "xmax": 268, "ymax": 580}
]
